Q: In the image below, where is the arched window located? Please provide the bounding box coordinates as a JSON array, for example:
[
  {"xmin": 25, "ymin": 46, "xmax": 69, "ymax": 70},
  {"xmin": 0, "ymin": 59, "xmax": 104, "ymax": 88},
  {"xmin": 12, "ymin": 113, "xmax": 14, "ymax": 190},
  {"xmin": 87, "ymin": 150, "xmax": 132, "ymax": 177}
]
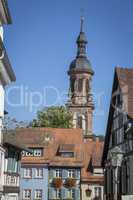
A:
[
  {"xmin": 70, "ymin": 78, "xmax": 75, "ymax": 93},
  {"xmin": 77, "ymin": 114, "xmax": 86, "ymax": 129},
  {"xmin": 86, "ymin": 79, "xmax": 90, "ymax": 94},
  {"xmin": 77, "ymin": 116, "xmax": 83, "ymax": 128},
  {"xmin": 78, "ymin": 79, "xmax": 83, "ymax": 92}
]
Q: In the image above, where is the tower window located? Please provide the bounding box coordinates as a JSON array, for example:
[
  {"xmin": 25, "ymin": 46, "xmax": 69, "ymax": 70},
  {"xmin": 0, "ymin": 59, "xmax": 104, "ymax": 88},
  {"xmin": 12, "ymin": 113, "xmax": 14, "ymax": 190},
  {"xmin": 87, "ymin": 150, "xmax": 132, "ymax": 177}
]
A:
[
  {"xmin": 77, "ymin": 116, "xmax": 83, "ymax": 128},
  {"xmin": 70, "ymin": 78, "xmax": 75, "ymax": 93},
  {"xmin": 86, "ymin": 79, "xmax": 90, "ymax": 94},
  {"xmin": 78, "ymin": 79, "xmax": 83, "ymax": 92}
]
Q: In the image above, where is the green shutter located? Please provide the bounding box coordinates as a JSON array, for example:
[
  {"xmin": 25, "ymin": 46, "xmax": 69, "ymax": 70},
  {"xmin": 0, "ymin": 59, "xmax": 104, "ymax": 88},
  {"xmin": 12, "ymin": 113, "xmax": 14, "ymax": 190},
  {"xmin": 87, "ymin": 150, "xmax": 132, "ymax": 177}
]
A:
[
  {"xmin": 61, "ymin": 188, "xmax": 67, "ymax": 199},
  {"xmin": 75, "ymin": 188, "xmax": 80, "ymax": 200},
  {"xmin": 7, "ymin": 150, "xmax": 17, "ymax": 173},
  {"xmin": 12, "ymin": 157, "xmax": 16, "ymax": 172},
  {"xmin": 75, "ymin": 169, "xmax": 80, "ymax": 179},
  {"xmin": 62, "ymin": 169, "xmax": 68, "ymax": 179},
  {"xmin": 49, "ymin": 169, "xmax": 54, "ymax": 179},
  {"xmin": 49, "ymin": 187, "xmax": 55, "ymax": 199}
]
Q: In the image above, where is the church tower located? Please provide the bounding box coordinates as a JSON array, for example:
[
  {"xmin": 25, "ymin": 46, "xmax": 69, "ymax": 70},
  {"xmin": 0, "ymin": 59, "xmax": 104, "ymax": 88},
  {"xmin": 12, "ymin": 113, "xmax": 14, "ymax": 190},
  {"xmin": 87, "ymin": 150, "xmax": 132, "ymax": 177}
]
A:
[{"xmin": 67, "ymin": 17, "xmax": 94, "ymax": 137}]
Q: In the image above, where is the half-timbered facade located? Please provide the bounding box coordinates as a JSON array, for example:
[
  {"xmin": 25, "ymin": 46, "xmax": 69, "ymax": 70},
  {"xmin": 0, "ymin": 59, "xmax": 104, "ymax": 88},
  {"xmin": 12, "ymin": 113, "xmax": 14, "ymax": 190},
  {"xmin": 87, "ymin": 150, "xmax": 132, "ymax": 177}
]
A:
[{"xmin": 102, "ymin": 67, "xmax": 133, "ymax": 200}]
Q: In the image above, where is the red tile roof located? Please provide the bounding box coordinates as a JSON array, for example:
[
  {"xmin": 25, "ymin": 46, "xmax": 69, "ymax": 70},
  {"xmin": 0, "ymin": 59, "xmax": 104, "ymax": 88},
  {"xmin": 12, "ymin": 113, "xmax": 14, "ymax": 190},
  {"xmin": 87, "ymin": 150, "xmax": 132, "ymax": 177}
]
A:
[
  {"xmin": 11, "ymin": 128, "xmax": 104, "ymax": 183},
  {"xmin": 116, "ymin": 67, "xmax": 133, "ymax": 118}
]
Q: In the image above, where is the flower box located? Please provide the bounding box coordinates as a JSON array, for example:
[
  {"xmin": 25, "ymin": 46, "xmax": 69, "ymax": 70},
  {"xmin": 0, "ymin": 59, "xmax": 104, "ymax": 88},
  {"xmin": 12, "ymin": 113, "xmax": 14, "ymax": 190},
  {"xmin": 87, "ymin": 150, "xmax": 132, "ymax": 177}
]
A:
[
  {"xmin": 65, "ymin": 178, "xmax": 76, "ymax": 187},
  {"xmin": 53, "ymin": 177, "xmax": 63, "ymax": 188}
]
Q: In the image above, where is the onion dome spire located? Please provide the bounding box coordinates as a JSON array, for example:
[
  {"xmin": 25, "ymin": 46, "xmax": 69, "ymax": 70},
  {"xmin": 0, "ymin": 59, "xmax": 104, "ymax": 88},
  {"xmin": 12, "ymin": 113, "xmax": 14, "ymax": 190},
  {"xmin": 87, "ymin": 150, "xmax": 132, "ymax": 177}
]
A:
[
  {"xmin": 76, "ymin": 16, "xmax": 88, "ymax": 58},
  {"xmin": 69, "ymin": 17, "xmax": 94, "ymax": 75}
]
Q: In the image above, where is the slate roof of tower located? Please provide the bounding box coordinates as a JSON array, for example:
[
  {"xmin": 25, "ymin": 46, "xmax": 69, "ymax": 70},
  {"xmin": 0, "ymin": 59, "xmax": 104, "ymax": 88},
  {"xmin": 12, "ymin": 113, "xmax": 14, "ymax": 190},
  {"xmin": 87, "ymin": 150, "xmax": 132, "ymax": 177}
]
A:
[
  {"xmin": 69, "ymin": 17, "xmax": 94, "ymax": 75},
  {"xmin": 69, "ymin": 57, "xmax": 93, "ymax": 73}
]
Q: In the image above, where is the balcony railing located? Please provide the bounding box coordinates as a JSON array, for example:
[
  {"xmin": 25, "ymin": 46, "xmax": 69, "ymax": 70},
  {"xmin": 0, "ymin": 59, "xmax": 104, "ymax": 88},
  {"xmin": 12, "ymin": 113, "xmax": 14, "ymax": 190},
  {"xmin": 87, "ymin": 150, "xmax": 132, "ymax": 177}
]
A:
[{"xmin": 4, "ymin": 172, "xmax": 20, "ymax": 187}]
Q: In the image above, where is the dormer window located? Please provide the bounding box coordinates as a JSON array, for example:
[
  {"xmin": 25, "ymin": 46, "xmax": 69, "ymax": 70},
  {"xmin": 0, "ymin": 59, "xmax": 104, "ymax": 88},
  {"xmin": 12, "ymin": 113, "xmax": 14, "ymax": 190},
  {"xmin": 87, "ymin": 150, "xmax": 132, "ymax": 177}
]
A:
[
  {"xmin": 93, "ymin": 168, "xmax": 103, "ymax": 176},
  {"xmin": 57, "ymin": 144, "xmax": 74, "ymax": 158},
  {"xmin": 60, "ymin": 152, "xmax": 74, "ymax": 158},
  {"xmin": 22, "ymin": 148, "xmax": 43, "ymax": 157},
  {"xmin": 33, "ymin": 148, "xmax": 42, "ymax": 157}
]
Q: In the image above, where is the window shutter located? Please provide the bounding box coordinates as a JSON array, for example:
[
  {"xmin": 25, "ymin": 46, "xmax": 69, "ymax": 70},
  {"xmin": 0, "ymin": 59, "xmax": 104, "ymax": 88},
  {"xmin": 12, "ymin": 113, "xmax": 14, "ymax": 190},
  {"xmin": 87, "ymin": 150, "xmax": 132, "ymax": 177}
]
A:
[
  {"xmin": 129, "ymin": 156, "xmax": 133, "ymax": 193},
  {"xmin": 106, "ymin": 169, "xmax": 109, "ymax": 194},
  {"xmin": 112, "ymin": 168, "xmax": 115, "ymax": 194},
  {"xmin": 122, "ymin": 164, "xmax": 127, "ymax": 194},
  {"xmin": 75, "ymin": 188, "xmax": 80, "ymax": 200},
  {"xmin": 117, "ymin": 167, "xmax": 122, "ymax": 194},
  {"xmin": 17, "ymin": 160, "xmax": 21, "ymax": 173},
  {"xmin": 62, "ymin": 169, "xmax": 68, "ymax": 179},
  {"xmin": 104, "ymin": 169, "xmax": 107, "ymax": 194},
  {"xmin": 110, "ymin": 168, "xmax": 114, "ymax": 194},
  {"xmin": 107, "ymin": 167, "xmax": 113, "ymax": 194},
  {"xmin": 75, "ymin": 169, "xmax": 80, "ymax": 179},
  {"xmin": 12, "ymin": 157, "xmax": 16, "ymax": 172},
  {"xmin": 107, "ymin": 168, "xmax": 110, "ymax": 194},
  {"xmin": 49, "ymin": 187, "xmax": 55, "ymax": 199},
  {"xmin": 61, "ymin": 188, "xmax": 66, "ymax": 199},
  {"xmin": 7, "ymin": 158, "xmax": 12, "ymax": 172},
  {"xmin": 49, "ymin": 169, "xmax": 54, "ymax": 179}
]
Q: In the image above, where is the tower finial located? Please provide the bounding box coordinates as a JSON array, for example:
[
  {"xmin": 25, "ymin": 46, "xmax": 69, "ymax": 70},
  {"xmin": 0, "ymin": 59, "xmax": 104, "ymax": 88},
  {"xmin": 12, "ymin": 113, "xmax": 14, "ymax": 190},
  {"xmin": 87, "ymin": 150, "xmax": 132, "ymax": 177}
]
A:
[{"xmin": 80, "ymin": 16, "xmax": 84, "ymax": 32}]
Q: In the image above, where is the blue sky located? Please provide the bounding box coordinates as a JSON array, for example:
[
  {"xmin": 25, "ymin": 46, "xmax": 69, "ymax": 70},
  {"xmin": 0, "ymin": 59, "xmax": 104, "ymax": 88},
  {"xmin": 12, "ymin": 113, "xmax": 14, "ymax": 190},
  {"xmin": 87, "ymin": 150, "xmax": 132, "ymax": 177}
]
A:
[{"xmin": 4, "ymin": 0, "xmax": 133, "ymax": 134}]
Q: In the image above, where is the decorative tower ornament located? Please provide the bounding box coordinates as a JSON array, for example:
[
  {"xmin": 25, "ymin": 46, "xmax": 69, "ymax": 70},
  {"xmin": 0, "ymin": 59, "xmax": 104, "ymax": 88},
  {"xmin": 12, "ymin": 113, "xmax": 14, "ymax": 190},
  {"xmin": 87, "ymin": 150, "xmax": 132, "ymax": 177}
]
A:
[{"xmin": 67, "ymin": 17, "xmax": 94, "ymax": 137}]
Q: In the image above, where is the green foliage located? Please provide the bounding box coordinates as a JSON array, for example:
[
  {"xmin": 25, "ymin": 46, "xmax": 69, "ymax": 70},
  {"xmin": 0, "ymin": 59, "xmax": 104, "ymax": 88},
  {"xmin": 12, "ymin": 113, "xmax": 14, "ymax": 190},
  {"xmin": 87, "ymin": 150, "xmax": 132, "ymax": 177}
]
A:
[{"xmin": 30, "ymin": 106, "xmax": 72, "ymax": 128}]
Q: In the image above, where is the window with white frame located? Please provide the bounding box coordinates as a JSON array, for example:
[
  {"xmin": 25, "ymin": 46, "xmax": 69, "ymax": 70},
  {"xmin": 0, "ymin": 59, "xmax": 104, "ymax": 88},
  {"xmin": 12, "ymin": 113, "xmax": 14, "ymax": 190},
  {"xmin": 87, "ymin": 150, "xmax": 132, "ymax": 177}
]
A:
[
  {"xmin": 34, "ymin": 189, "xmax": 42, "ymax": 199},
  {"xmin": 22, "ymin": 148, "xmax": 43, "ymax": 157},
  {"xmin": 94, "ymin": 187, "xmax": 102, "ymax": 198},
  {"xmin": 55, "ymin": 189, "xmax": 61, "ymax": 199},
  {"xmin": 33, "ymin": 149, "xmax": 42, "ymax": 157},
  {"xmin": 68, "ymin": 169, "xmax": 75, "ymax": 178},
  {"xmin": 55, "ymin": 169, "xmax": 62, "ymax": 178},
  {"xmin": 35, "ymin": 168, "xmax": 43, "ymax": 178},
  {"xmin": 22, "ymin": 151, "xmax": 33, "ymax": 157},
  {"xmin": 23, "ymin": 189, "xmax": 31, "ymax": 200},
  {"xmin": 23, "ymin": 168, "xmax": 32, "ymax": 178},
  {"xmin": 10, "ymin": 176, "xmax": 16, "ymax": 184},
  {"xmin": 68, "ymin": 189, "xmax": 75, "ymax": 199}
]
